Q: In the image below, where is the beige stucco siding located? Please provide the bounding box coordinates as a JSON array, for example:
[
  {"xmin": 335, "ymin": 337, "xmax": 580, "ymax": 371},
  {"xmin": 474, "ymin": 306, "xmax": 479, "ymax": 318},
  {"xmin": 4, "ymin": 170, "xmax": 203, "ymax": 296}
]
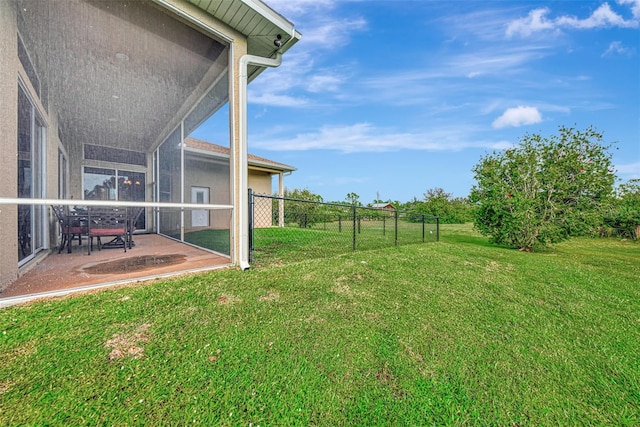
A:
[
  {"xmin": 184, "ymin": 156, "xmax": 231, "ymax": 230},
  {"xmin": 249, "ymin": 170, "xmax": 274, "ymax": 228},
  {"xmin": 0, "ymin": 1, "xmax": 19, "ymax": 290}
]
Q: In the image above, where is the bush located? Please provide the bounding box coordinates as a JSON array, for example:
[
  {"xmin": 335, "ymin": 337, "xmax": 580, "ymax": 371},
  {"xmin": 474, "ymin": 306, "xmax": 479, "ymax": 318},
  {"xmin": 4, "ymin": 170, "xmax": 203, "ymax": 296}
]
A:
[{"xmin": 470, "ymin": 126, "xmax": 615, "ymax": 251}]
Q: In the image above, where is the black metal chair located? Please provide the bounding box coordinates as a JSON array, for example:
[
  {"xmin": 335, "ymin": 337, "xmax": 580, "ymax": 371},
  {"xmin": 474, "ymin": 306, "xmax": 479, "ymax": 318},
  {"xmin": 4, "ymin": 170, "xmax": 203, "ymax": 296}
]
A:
[
  {"xmin": 126, "ymin": 207, "xmax": 145, "ymax": 249},
  {"xmin": 51, "ymin": 205, "xmax": 88, "ymax": 254},
  {"xmin": 87, "ymin": 207, "xmax": 127, "ymax": 255}
]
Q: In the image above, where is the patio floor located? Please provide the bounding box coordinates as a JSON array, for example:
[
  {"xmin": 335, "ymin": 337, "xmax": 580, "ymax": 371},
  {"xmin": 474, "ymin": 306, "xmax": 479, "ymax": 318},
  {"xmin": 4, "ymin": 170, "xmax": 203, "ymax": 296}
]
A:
[{"xmin": 1, "ymin": 234, "xmax": 230, "ymax": 301}]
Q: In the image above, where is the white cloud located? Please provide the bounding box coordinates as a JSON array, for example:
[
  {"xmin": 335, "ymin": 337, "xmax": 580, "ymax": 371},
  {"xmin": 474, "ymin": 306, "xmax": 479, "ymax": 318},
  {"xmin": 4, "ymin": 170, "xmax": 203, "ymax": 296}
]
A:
[
  {"xmin": 618, "ymin": 0, "xmax": 640, "ymax": 18},
  {"xmin": 264, "ymin": 0, "xmax": 336, "ymax": 16},
  {"xmin": 247, "ymin": 91, "xmax": 309, "ymax": 107},
  {"xmin": 252, "ymin": 123, "xmax": 512, "ymax": 153},
  {"xmin": 300, "ymin": 18, "xmax": 367, "ymax": 50},
  {"xmin": 559, "ymin": 3, "xmax": 637, "ymax": 28},
  {"xmin": 507, "ymin": 2, "xmax": 639, "ymax": 37},
  {"xmin": 506, "ymin": 8, "xmax": 556, "ymax": 37},
  {"xmin": 602, "ymin": 41, "xmax": 635, "ymax": 56},
  {"xmin": 492, "ymin": 106, "xmax": 542, "ymax": 128},
  {"xmin": 306, "ymin": 72, "xmax": 347, "ymax": 93},
  {"xmin": 616, "ymin": 161, "xmax": 640, "ymax": 177},
  {"xmin": 240, "ymin": 2, "xmax": 366, "ymax": 108}
]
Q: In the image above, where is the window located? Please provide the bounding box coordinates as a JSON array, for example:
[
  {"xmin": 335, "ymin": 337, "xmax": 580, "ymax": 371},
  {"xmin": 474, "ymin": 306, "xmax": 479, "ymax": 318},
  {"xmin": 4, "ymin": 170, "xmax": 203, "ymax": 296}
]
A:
[{"xmin": 83, "ymin": 167, "xmax": 146, "ymax": 230}]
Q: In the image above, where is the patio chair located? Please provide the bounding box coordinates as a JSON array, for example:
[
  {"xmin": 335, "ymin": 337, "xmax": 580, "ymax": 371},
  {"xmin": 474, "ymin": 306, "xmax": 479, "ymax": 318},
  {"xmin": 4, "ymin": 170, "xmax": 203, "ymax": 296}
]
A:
[
  {"xmin": 51, "ymin": 205, "xmax": 88, "ymax": 254},
  {"xmin": 126, "ymin": 207, "xmax": 145, "ymax": 249},
  {"xmin": 87, "ymin": 207, "xmax": 127, "ymax": 255}
]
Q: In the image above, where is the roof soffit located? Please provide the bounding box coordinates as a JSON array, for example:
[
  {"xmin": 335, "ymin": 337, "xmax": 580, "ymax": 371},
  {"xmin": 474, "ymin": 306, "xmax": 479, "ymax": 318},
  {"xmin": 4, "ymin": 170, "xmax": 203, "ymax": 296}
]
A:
[{"xmin": 186, "ymin": 0, "xmax": 300, "ymax": 59}]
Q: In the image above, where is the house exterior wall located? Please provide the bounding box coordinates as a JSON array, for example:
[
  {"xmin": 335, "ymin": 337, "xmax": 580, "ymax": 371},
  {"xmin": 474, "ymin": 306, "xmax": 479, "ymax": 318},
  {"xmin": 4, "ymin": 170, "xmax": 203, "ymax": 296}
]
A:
[
  {"xmin": 184, "ymin": 157, "xmax": 231, "ymax": 231},
  {"xmin": 249, "ymin": 170, "xmax": 274, "ymax": 228},
  {"xmin": 0, "ymin": 0, "xmax": 19, "ymax": 290}
]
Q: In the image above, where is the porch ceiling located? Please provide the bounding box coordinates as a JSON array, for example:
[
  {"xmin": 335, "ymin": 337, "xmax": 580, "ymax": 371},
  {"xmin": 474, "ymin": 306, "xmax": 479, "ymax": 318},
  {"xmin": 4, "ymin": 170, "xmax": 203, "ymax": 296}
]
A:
[{"xmin": 18, "ymin": 0, "xmax": 228, "ymax": 153}]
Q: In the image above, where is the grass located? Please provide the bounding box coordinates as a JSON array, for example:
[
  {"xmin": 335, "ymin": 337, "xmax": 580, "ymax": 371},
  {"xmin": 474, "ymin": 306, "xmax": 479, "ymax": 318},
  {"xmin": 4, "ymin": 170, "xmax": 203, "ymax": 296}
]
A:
[
  {"xmin": 252, "ymin": 219, "xmax": 438, "ymax": 266},
  {"xmin": 183, "ymin": 229, "xmax": 230, "ymax": 255},
  {"xmin": 1, "ymin": 225, "xmax": 638, "ymax": 425}
]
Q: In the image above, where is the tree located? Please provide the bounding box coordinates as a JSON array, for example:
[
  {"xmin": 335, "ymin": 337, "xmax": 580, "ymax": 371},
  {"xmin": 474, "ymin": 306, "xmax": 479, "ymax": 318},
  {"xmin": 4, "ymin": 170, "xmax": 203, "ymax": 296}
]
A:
[
  {"xmin": 469, "ymin": 126, "xmax": 615, "ymax": 251},
  {"xmin": 282, "ymin": 188, "xmax": 324, "ymax": 228},
  {"xmin": 345, "ymin": 192, "xmax": 361, "ymax": 206},
  {"xmin": 410, "ymin": 187, "xmax": 473, "ymax": 223},
  {"xmin": 601, "ymin": 179, "xmax": 640, "ymax": 239}
]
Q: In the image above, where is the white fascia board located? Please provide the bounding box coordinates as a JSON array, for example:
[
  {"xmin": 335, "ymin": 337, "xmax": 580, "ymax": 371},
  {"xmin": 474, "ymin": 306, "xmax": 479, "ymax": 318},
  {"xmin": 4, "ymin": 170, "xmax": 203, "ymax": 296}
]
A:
[
  {"xmin": 248, "ymin": 159, "xmax": 296, "ymax": 173},
  {"xmin": 184, "ymin": 146, "xmax": 230, "ymax": 160},
  {"xmin": 242, "ymin": 0, "xmax": 296, "ymax": 35}
]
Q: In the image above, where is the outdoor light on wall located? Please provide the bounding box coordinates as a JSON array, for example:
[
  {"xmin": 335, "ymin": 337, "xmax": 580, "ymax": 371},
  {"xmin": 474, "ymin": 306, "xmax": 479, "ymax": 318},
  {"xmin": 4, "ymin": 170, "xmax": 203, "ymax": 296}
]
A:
[{"xmin": 273, "ymin": 34, "xmax": 282, "ymax": 48}]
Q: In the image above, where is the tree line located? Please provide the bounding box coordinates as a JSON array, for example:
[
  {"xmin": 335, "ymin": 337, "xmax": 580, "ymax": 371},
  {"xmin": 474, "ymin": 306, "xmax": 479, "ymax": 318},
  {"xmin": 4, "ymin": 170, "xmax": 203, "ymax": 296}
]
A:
[{"xmin": 279, "ymin": 126, "xmax": 639, "ymax": 251}]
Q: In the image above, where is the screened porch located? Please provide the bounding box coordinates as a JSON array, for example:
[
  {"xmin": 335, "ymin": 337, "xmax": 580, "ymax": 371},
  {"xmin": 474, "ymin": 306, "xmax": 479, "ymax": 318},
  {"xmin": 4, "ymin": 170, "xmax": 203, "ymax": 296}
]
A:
[{"xmin": 4, "ymin": 0, "xmax": 239, "ymax": 299}]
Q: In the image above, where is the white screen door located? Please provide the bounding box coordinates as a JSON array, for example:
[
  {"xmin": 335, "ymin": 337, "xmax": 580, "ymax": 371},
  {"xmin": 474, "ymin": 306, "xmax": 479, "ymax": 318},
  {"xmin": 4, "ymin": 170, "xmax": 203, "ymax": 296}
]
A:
[{"xmin": 191, "ymin": 186, "xmax": 209, "ymax": 227}]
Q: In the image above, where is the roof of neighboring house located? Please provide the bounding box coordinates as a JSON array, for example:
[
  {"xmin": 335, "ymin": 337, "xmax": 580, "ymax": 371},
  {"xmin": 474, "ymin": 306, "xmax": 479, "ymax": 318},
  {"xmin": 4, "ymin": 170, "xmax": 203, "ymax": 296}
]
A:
[
  {"xmin": 183, "ymin": 137, "xmax": 296, "ymax": 173},
  {"xmin": 372, "ymin": 203, "xmax": 395, "ymax": 209}
]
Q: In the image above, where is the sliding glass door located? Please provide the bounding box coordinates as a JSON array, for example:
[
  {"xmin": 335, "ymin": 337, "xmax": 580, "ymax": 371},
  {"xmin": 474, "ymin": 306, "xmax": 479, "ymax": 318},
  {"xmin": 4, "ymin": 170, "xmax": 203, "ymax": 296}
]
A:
[{"xmin": 17, "ymin": 83, "xmax": 46, "ymax": 264}]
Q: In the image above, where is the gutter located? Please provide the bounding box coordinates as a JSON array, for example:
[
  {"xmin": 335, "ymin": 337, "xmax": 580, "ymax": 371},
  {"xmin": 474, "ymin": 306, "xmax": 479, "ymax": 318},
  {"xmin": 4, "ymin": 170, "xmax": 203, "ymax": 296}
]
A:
[{"xmin": 237, "ymin": 49, "xmax": 284, "ymax": 271}]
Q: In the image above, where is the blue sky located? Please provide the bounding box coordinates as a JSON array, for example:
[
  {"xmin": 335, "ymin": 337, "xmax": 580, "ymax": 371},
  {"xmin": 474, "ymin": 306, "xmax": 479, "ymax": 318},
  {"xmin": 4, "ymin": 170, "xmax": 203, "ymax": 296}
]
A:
[{"xmin": 197, "ymin": 0, "xmax": 640, "ymax": 204}]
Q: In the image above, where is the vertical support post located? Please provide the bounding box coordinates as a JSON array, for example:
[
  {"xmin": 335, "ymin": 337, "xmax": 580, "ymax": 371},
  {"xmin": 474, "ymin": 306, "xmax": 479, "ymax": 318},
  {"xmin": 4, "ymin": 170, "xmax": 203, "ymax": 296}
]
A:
[
  {"xmin": 248, "ymin": 188, "xmax": 254, "ymax": 262},
  {"xmin": 179, "ymin": 122, "xmax": 185, "ymax": 242},
  {"xmin": 394, "ymin": 210, "xmax": 398, "ymax": 246},
  {"xmin": 339, "ymin": 215, "xmax": 342, "ymax": 233},
  {"xmin": 422, "ymin": 214, "xmax": 425, "ymax": 242},
  {"xmin": 278, "ymin": 172, "xmax": 285, "ymax": 227},
  {"xmin": 383, "ymin": 216, "xmax": 386, "ymax": 236},
  {"xmin": 436, "ymin": 216, "xmax": 440, "ymax": 242},
  {"xmin": 352, "ymin": 205, "xmax": 357, "ymax": 251}
]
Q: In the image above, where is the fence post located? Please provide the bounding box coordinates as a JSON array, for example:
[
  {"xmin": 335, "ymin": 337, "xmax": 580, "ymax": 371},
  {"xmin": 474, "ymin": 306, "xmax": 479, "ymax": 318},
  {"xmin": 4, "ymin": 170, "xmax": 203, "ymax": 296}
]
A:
[
  {"xmin": 422, "ymin": 214, "xmax": 425, "ymax": 243},
  {"xmin": 352, "ymin": 205, "xmax": 357, "ymax": 251},
  {"xmin": 436, "ymin": 217, "xmax": 440, "ymax": 242},
  {"xmin": 383, "ymin": 216, "xmax": 386, "ymax": 236},
  {"xmin": 394, "ymin": 210, "xmax": 398, "ymax": 246},
  {"xmin": 358, "ymin": 216, "xmax": 361, "ymax": 234},
  {"xmin": 248, "ymin": 188, "xmax": 254, "ymax": 262},
  {"xmin": 278, "ymin": 194, "xmax": 284, "ymax": 228},
  {"xmin": 338, "ymin": 215, "xmax": 342, "ymax": 233}
]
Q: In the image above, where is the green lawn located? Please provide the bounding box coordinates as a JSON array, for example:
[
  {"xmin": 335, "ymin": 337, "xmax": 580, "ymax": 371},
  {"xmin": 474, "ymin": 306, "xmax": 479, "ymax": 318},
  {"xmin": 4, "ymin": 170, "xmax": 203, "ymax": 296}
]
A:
[
  {"xmin": 1, "ymin": 225, "xmax": 638, "ymax": 425},
  {"xmin": 252, "ymin": 218, "xmax": 438, "ymax": 266},
  {"xmin": 184, "ymin": 229, "xmax": 230, "ymax": 255}
]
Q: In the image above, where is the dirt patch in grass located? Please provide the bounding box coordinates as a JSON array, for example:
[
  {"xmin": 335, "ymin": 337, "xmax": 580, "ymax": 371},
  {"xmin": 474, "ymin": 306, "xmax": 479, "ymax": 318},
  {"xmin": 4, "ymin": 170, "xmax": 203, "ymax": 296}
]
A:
[
  {"xmin": 105, "ymin": 323, "xmax": 151, "ymax": 360},
  {"xmin": 218, "ymin": 294, "xmax": 241, "ymax": 304},
  {"xmin": 258, "ymin": 291, "xmax": 279, "ymax": 301},
  {"xmin": 0, "ymin": 381, "xmax": 13, "ymax": 395},
  {"xmin": 84, "ymin": 254, "xmax": 186, "ymax": 275}
]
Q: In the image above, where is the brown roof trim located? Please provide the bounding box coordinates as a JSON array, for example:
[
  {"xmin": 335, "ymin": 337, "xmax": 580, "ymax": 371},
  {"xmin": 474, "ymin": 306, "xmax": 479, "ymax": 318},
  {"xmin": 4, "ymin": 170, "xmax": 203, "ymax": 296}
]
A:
[{"xmin": 183, "ymin": 137, "xmax": 296, "ymax": 172}]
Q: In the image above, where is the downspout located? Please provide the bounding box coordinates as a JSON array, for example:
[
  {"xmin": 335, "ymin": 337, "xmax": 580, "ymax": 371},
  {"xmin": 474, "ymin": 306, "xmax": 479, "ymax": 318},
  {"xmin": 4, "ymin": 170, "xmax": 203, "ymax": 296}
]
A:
[{"xmin": 238, "ymin": 51, "xmax": 283, "ymax": 270}]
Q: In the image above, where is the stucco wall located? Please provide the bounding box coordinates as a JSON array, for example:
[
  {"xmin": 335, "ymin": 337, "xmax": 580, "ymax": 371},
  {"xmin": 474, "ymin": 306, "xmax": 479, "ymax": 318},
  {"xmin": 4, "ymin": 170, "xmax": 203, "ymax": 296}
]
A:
[
  {"xmin": 184, "ymin": 156, "xmax": 231, "ymax": 230},
  {"xmin": 249, "ymin": 170, "xmax": 274, "ymax": 228},
  {"xmin": 0, "ymin": 1, "xmax": 19, "ymax": 291}
]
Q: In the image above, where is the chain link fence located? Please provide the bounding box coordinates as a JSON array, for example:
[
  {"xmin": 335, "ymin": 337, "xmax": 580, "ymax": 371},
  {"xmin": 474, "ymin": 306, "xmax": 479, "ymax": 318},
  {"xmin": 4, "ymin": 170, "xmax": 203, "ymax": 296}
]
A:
[{"xmin": 249, "ymin": 191, "xmax": 439, "ymax": 266}]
